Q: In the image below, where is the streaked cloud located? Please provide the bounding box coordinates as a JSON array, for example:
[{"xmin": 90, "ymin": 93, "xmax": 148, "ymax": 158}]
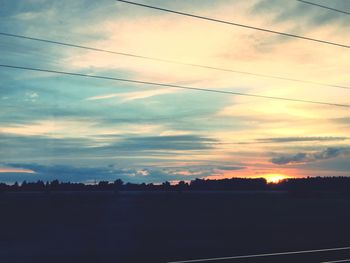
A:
[
  {"xmin": 257, "ymin": 136, "xmax": 348, "ymax": 143},
  {"xmin": 0, "ymin": 120, "xmax": 163, "ymax": 138},
  {"xmin": 271, "ymin": 147, "xmax": 350, "ymax": 165},
  {"xmin": 86, "ymin": 88, "xmax": 176, "ymax": 102}
]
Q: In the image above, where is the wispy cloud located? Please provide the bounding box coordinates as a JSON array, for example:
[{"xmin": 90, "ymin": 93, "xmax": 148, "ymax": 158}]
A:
[
  {"xmin": 0, "ymin": 167, "xmax": 35, "ymax": 174},
  {"xmin": 0, "ymin": 120, "xmax": 163, "ymax": 138},
  {"xmin": 257, "ymin": 136, "xmax": 348, "ymax": 143},
  {"xmin": 86, "ymin": 88, "xmax": 176, "ymax": 102}
]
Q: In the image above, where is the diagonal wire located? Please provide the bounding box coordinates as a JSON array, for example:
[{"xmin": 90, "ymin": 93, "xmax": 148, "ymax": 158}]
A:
[
  {"xmin": 0, "ymin": 32, "xmax": 349, "ymax": 90},
  {"xmin": 115, "ymin": 0, "xmax": 350, "ymax": 49},
  {"xmin": 1, "ymin": 64, "xmax": 350, "ymax": 108},
  {"xmin": 297, "ymin": 0, "xmax": 350, "ymax": 15}
]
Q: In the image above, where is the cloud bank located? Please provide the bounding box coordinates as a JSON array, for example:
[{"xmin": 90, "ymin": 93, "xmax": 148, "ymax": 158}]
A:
[{"xmin": 271, "ymin": 147, "xmax": 350, "ymax": 165}]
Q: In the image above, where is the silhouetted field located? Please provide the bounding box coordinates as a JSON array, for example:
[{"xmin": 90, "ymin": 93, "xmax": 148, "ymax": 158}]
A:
[{"xmin": 1, "ymin": 191, "xmax": 350, "ymax": 263}]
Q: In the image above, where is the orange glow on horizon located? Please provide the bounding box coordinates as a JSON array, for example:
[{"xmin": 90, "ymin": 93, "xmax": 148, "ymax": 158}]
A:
[
  {"xmin": 259, "ymin": 173, "xmax": 291, "ymax": 184},
  {"xmin": 204, "ymin": 167, "xmax": 299, "ymax": 183},
  {"xmin": 204, "ymin": 172, "xmax": 295, "ymax": 183}
]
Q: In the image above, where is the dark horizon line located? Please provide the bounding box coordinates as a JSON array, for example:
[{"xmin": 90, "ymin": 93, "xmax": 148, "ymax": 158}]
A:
[
  {"xmin": 2, "ymin": 175, "xmax": 350, "ymax": 185},
  {"xmin": 2, "ymin": 176, "xmax": 350, "ymax": 193}
]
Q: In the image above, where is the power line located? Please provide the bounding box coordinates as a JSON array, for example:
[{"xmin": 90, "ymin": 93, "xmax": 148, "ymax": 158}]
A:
[
  {"xmin": 115, "ymin": 0, "xmax": 350, "ymax": 49},
  {"xmin": 168, "ymin": 246, "xmax": 350, "ymax": 263},
  {"xmin": 1, "ymin": 32, "xmax": 349, "ymax": 91},
  {"xmin": 297, "ymin": 0, "xmax": 350, "ymax": 15},
  {"xmin": 1, "ymin": 64, "xmax": 349, "ymax": 108}
]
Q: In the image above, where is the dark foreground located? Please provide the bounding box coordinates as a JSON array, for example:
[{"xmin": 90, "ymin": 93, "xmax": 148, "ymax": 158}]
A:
[{"xmin": 1, "ymin": 191, "xmax": 350, "ymax": 263}]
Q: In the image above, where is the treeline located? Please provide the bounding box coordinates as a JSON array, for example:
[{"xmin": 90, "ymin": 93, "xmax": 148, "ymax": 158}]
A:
[
  {"xmin": 277, "ymin": 177, "xmax": 350, "ymax": 193},
  {"xmin": 1, "ymin": 177, "xmax": 350, "ymax": 193}
]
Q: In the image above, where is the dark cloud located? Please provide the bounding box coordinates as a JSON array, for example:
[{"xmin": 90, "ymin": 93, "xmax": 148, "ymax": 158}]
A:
[
  {"xmin": 5, "ymin": 163, "xmax": 134, "ymax": 183},
  {"xmin": 332, "ymin": 117, "xmax": 350, "ymax": 126},
  {"xmin": 0, "ymin": 134, "xmax": 92, "ymax": 160},
  {"xmin": 216, "ymin": 166, "xmax": 245, "ymax": 171},
  {"xmin": 0, "ymin": 133, "xmax": 216, "ymax": 165},
  {"xmin": 248, "ymin": 0, "xmax": 350, "ymax": 52},
  {"xmin": 271, "ymin": 153, "xmax": 307, "ymax": 165},
  {"xmin": 99, "ymin": 135, "xmax": 216, "ymax": 152},
  {"xmin": 304, "ymin": 155, "xmax": 350, "ymax": 173},
  {"xmin": 271, "ymin": 147, "xmax": 350, "ymax": 165}
]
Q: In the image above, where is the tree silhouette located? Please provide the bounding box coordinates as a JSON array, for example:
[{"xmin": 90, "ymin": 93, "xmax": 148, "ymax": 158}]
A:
[{"xmin": 0, "ymin": 176, "xmax": 349, "ymax": 194}]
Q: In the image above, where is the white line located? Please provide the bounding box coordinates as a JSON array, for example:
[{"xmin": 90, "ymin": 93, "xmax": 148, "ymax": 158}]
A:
[
  {"xmin": 167, "ymin": 246, "xmax": 350, "ymax": 263},
  {"xmin": 322, "ymin": 260, "xmax": 350, "ymax": 263}
]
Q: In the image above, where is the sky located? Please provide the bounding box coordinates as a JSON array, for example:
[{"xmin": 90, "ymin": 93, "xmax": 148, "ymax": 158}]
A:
[{"xmin": 0, "ymin": 0, "xmax": 349, "ymax": 184}]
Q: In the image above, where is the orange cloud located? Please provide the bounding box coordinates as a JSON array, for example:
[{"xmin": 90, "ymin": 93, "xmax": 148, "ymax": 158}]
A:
[{"xmin": 0, "ymin": 168, "xmax": 35, "ymax": 174}]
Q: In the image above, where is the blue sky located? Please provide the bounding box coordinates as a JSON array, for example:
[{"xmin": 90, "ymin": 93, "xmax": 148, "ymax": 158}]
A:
[{"xmin": 0, "ymin": 0, "xmax": 349, "ymax": 183}]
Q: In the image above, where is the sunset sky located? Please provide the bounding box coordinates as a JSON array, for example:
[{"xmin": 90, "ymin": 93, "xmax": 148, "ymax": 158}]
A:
[{"xmin": 0, "ymin": 0, "xmax": 349, "ymax": 184}]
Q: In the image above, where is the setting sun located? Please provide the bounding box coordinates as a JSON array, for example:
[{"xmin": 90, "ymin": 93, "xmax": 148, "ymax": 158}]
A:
[{"xmin": 262, "ymin": 174, "xmax": 290, "ymax": 184}]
